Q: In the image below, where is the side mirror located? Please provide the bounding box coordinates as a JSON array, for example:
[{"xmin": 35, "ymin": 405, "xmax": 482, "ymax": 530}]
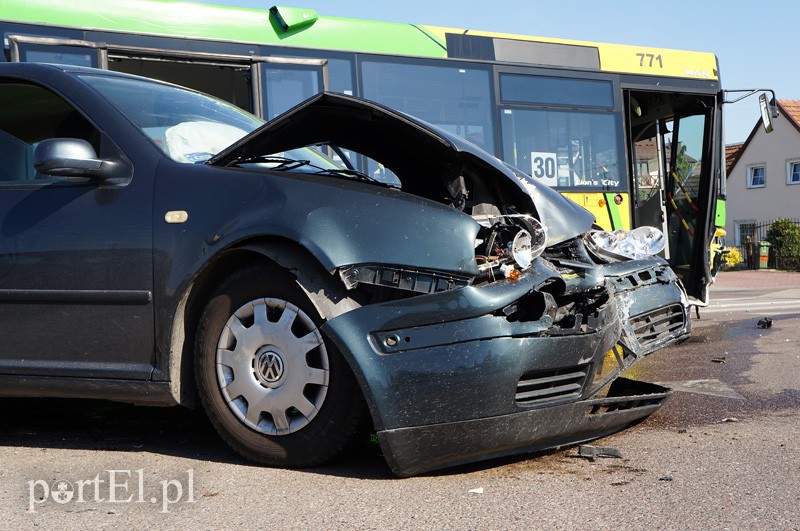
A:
[
  {"xmin": 33, "ymin": 138, "xmax": 123, "ymax": 182},
  {"xmin": 759, "ymin": 93, "xmax": 779, "ymax": 134}
]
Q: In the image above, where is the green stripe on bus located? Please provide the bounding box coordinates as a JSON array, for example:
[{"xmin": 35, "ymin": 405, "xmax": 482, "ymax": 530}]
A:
[
  {"xmin": 3, "ymin": 1, "xmax": 449, "ymax": 58},
  {"xmin": 605, "ymin": 193, "xmax": 623, "ymax": 230}
]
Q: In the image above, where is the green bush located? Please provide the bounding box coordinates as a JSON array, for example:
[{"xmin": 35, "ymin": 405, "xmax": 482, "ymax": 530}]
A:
[{"xmin": 766, "ymin": 218, "xmax": 800, "ymax": 262}]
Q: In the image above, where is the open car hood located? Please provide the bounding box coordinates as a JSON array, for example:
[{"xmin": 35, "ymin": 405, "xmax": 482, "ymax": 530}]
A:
[{"xmin": 209, "ymin": 92, "xmax": 594, "ymax": 246}]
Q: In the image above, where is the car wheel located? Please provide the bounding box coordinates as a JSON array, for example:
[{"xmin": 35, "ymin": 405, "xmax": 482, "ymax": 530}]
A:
[{"xmin": 195, "ymin": 264, "xmax": 369, "ymax": 467}]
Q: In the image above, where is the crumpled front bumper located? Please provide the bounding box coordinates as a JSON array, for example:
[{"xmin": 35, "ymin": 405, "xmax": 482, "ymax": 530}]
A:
[
  {"xmin": 380, "ymin": 377, "xmax": 670, "ymax": 476},
  {"xmin": 322, "ymin": 258, "xmax": 688, "ymax": 476}
]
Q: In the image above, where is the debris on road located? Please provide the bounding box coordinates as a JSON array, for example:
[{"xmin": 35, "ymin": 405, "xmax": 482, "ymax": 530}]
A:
[
  {"xmin": 659, "ymin": 475, "xmax": 674, "ymax": 481},
  {"xmin": 468, "ymin": 487, "xmax": 484, "ymax": 494},
  {"xmin": 756, "ymin": 317, "xmax": 773, "ymax": 329},
  {"xmin": 577, "ymin": 445, "xmax": 623, "ymax": 461},
  {"xmin": 722, "ymin": 417, "xmax": 739, "ymax": 423},
  {"xmin": 711, "ymin": 357, "xmax": 726, "ymax": 364}
]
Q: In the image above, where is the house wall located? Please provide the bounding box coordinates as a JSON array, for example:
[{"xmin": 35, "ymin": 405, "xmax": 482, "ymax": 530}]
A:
[{"xmin": 725, "ymin": 113, "xmax": 800, "ymax": 246}]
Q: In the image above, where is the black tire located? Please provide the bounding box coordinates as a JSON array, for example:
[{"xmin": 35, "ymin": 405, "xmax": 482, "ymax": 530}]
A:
[{"xmin": 195, "ymin": 264, "xmax": 369, "ymax": 467}]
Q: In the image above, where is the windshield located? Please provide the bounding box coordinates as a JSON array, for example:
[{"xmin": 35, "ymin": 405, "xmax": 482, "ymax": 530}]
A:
[
  {"xmin": 497, "ymin": 73, "xmax": 623, "ymax": 192},
  {"xmin": 78, "ymin": 73, "xmax": 263, "ymax": 162}
]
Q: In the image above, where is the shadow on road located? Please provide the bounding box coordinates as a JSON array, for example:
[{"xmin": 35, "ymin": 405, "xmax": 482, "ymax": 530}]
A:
[{"xmin": 0, "ymin": 397, "xmax": 396, "ymax": 480}]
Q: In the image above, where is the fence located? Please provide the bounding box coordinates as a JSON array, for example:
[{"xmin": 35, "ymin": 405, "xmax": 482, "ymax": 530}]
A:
[{"xmin": 737, "ymin": 218, "xmax": 800, "ymax": 271}]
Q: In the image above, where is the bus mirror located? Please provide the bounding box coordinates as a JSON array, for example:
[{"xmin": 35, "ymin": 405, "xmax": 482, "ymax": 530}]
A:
[
  {"xmin": 759, "ymin": 93, "xmax": 778, "ymax": 133},
  {"xmin": 269, "ymin": 6, "xmax": 318, "ymax": 32}
]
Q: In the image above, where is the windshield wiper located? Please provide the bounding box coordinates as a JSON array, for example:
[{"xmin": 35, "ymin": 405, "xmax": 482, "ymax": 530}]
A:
[
  {"xmin": 231, "ymin": 155, "xmax": 311, "ymax": 171},
  {"xmin": 314, "ymin": 168, "xmax": 391, "ymax": 187}
]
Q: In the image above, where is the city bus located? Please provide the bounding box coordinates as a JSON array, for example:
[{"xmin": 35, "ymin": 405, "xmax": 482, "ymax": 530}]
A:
[{"xmin": 1, "ymin": 0, "xmax": 734, "ymax": 303}]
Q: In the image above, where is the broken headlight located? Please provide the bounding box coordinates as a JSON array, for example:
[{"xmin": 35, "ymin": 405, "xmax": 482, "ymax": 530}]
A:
[
  {"xmin": 474, "ymin": 214, "xmax": 547, "ymax": 278},
  {"xmin": 585, "ymin": 226, "xmax": 665, "ymax": 262}
]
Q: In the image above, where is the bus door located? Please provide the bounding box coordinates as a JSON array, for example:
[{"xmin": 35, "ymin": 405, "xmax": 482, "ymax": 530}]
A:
[
  {"xmin": 625, "ymin": 89, "xmax": 719, "ymax": 302},
  {"xmin": 105, "ymin": 52, "xmax": 328, "ymax": 120},
  {"xmin": 627, "ymin": 91, "xmax": 670, "ymax": 258},
  {"xmin": 7, "ymin": 35, "xmax": 107, "ymax": 68}
]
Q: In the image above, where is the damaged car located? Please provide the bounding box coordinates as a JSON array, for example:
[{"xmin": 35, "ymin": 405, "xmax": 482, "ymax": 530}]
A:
[{"xmin": 0, "ymin": 63, "xmax": 689, "ymax": 476}]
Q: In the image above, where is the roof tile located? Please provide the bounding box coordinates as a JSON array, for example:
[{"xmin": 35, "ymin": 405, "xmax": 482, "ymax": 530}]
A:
[
  {"xmin": 779, "ymin": 99, "xmax": 800, "ymax": 127},
  {"xmin": 725, "ymin": 143, "xmax": 743, "ymax": 175}
]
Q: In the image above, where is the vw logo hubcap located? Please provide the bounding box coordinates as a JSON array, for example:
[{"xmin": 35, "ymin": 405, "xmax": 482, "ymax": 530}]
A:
[{"xmin": 255, "ymin": 349, "xmax": 285, "ymax": 388}]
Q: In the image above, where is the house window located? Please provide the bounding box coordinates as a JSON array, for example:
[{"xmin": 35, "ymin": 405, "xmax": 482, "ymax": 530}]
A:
[
  {"xmin": 788, "ymin": 160, "xmax": 800, "ymax": 185},
  {"xmin": 747, "ymin": 165, "xmax": 766, "ymax": 188}
]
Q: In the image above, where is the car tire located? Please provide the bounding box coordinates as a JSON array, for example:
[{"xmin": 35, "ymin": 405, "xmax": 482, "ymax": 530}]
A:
[{"xmin": 195, "ymin": 263, "xmax": 369, "ymax": 467}]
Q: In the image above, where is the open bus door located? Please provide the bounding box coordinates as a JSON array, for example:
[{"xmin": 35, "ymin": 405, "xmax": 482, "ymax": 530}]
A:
[
  {"xmin": 105, "ymin": 53, "xmax": 329, "ymax": 121},
  {"xmin": 10, "ymin": 34, "xmax": 329, "ymax": 121},
  {"xmin": 626, "ymin": 89, "xmax": 719, "ymax": 304}
]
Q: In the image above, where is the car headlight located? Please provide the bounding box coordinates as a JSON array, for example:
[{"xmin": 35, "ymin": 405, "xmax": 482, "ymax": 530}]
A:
[
  {"xmin": 508, "ymin": 217, "xmax": 547, "ymax": 269},
  {"xmin": 585, "ymin": 226, "xmax": 665, "ymax": 261}
]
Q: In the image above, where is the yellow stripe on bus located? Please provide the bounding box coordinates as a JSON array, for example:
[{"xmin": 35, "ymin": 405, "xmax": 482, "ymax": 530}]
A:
[
  {"xmin": 423, "ymin": 26, "xmax": 718, "ymax": 81},
  {"xmin": 561, "ymin": 192, "xmax": 630, "ymax": 231}
]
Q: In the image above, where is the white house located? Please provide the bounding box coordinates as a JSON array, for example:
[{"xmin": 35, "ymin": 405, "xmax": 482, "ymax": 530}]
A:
[{"xmin": 725, "ymin": 100, "xmax": 800, "ymax": 246}]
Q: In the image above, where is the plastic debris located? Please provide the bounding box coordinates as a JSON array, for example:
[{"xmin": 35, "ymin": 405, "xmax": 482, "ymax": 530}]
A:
[
  {"xmin": 756, "ymin": 317, "xmax": 773, "ymax": 329},
  {"xmin": 468, "ymin": 487, "xmax": 484, "ymax": 494},
  {"xmin": 577, "ymin": 445, "xmax": 623, "ymax": 461},
  {"xmin": 721, "ymin": 417, "xmax": 739, "ymax": 423},
  {"xmin": 659, "ymin": 475, "xmax": 673, "ymax": 481},
  {"xmin": 711, "ymin": 357, "xmax": 726, "ymax": 364}
]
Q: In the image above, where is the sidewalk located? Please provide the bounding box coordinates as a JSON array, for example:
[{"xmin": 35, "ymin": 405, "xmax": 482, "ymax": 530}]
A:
[{"xmin": 711, "ymin": 269, "xmax": 800, "ymax": 290}]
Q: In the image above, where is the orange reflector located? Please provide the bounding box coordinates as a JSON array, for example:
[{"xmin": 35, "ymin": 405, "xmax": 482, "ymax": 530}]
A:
[{"xmin": 598, "ymin": 198, "xmax": 607, "ymax": 207}]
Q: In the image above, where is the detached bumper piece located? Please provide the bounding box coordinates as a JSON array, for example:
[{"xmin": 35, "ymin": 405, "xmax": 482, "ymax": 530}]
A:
[{"xmin": 379, "ymin": 377, "xmax": 671, "ymax": 477}]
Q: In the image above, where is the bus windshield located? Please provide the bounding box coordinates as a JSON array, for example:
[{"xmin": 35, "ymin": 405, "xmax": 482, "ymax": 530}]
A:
[
  {"xmin": 500, "ymin": 108, "xmax": 623, "ymax": 191},
  {"xmin": 498, "ymin": 73, "xmax": 623, "ymax": 192}
]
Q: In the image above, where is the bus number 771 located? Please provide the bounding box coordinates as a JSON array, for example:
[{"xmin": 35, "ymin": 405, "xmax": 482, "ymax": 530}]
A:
[{"xmin": 636, "ymin": 53, "xmax": 663, "ymax": 68}]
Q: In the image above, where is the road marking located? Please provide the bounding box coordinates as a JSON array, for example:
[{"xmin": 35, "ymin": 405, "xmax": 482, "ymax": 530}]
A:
[{"xmin": 703, "ymin": 302, "xmax": 800, "ymax": 314}]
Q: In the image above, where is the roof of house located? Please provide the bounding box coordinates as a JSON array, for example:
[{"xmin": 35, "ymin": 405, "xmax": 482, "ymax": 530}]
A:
[
  {"xmin": 728, "ymin": 99, "xmax": 800, "ymax": 176},
  {"xmin": 725, "ymin": 143, "xmax": 744, "ymax": 175}
]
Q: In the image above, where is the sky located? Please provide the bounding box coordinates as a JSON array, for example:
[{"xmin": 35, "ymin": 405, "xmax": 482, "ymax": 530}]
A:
[{"xmin": 213, "ymin": 0, "xmax": 796, "ymax": 145}]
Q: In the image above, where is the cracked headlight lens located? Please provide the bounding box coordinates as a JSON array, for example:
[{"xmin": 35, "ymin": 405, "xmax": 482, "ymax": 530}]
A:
[{"xmin": 586, "ymin": 226, "xmax": 665, "ymax": 261}]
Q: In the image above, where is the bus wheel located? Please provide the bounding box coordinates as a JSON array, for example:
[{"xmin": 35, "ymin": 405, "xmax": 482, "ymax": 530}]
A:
[{"xmin": 195, "ymin": 264, "xmax": 369, "ymax": 467}]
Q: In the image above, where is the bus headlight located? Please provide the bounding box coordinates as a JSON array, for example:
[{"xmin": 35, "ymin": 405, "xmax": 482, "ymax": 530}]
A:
[{"xmin": 586, "ymin": 226, "xmax": 665, "ymax": 261}]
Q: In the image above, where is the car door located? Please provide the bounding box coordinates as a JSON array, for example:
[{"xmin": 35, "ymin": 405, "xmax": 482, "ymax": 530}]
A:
[{"xmin": 0, "ymin": 76, "xmax": 155, "ymax": 380}]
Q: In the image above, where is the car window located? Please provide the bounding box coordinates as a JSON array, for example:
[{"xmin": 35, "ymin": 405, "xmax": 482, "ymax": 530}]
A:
[
  {"xmin": 79, "ymin": 74, "xmax": 263, "ymax": 163},
  {"xmin": 0, "ymin": 81, "xmax": 101, "ymax": 183}
]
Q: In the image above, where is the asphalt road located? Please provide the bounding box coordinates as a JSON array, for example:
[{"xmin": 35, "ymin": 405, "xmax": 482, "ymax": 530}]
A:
[{"xmin": 1, "ymin": 271, "xmax": 798, "ymax": 529}]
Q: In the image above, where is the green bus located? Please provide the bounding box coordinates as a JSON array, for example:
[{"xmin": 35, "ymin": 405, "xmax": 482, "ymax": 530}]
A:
[{"xmin": 1, "ymin": 0, "xmax": 743, "ymax": 302}]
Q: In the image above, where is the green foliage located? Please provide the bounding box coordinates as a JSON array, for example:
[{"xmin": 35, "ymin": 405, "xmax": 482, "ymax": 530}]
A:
[{"xmin": 766, "ymin": 218, "xmax": 800, "ymax": 261}]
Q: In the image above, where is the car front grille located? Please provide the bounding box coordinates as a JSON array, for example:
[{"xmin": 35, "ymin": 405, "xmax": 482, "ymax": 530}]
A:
[
  {"xmin": 515, "ymin": 365, "xmax": 588, "ymax": 406},
  {"xmin": 630, "ymin": 304, "xmax": 685, "ymax": 348}
]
